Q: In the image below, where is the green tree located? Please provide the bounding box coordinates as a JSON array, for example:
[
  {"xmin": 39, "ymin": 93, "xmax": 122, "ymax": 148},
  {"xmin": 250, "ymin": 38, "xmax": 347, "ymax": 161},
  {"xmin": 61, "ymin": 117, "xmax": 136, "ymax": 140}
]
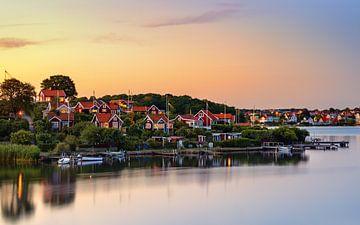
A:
[
  {"xmin": 10, "ymin": 130, "xmax": 34, "ymax": 145},
  {"xmin": 36, "ymin": 133, "xmax": 56, "ymax": 151},
  {"xmin": 271, "ymin": 127, "xmax": 298, "ymax": 144},
  {"xmin": 80, "ymin": 125, "xmax": 101, "ymax": 146},
  {"xmin": 0, "ymin": 78, "xmax": 36, "ymax": 115},
  {"xmin": 41, "ymin": 75, "xmax": 77, "ymax": 98}
]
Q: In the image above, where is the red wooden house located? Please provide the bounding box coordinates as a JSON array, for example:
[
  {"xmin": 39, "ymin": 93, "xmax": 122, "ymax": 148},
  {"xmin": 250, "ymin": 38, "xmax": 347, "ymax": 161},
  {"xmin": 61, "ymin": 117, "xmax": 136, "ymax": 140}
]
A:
[
  {"xmin": 38, "ymin": 89, "xmax": 66, "ymax": 103},
  {"xmin": 194, "ymin": 110, "xmax": 218, "ymax": 128},
  {"xmin": 173, "ymin": 114, "xmax": 202, "ymax": 128},
  {"xmin": 47, "ymin": 112, "xmax": 75, "ymax": 130},
  {"xmin": 91, "ymin": 113, "xmax": 123, "ymax": 129},
  {"xmin": 73, "ymin": 102, "xmax": 99, "ymax": 113},
  {"xmin": 144, "ymin": 115, "xmax": 173, "ymax": 131}
]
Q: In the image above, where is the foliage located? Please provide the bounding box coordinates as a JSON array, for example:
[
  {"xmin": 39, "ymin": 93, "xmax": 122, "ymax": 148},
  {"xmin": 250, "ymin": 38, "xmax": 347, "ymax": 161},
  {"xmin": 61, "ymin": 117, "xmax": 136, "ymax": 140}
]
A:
[
  {"xmin": 53, "ymin": 142, "xmax": 71, "ymax": 154},
  {"xmin": 36, "ymin": 133, "xmax": 56, "ymax": 152},
  {"xmin": 80, "ymin": 125, "xmax": 101, "ymax": 146},
  {"xmin": 215, "ymin": 138, "xmax": 258, "ymax": 148},
  {"xmin": 271, "ymin": 127, "xmax": 298, "ymax": 144},
  {"xmin": 0, "ymin": 119, "xmax": 29, "ymax": 141},
  {"xmin": 146, "ymin": 139, "xmax": 163, "ymax": 149},
  {"xmin": 124, "ymin": 136, "xmax": 142, "ymax": 150},
  {"xmin": 41, "ymin": 75, "xmax": 77, "ymax": 98},
  {"xmin": 0, "ymin": 78, "xmax": 36, "ymax": 115},
  {"xmin": 0, "ymin": 144, "xmax": 40, "ymax": 161},
  {"xmin": 72, "ymin": 121, "xmax": 94, "ymax": 136},
  {"xmin": 64, "ymin": 135, "xmax": 78, "ymax": 151},
  {"xmin": 241, "ymin": 129, "xmax": 273, "ymax": 143},
  {"xmin": 96, "ymin": 93, "xmax": 237, "ymax": 115},
  {"xmin": 10, "ymin": 130, "xmax": 34, "ymax": 145},
  {"xmin": 33, "ymin": 120, "xmax": 51, "ymax": 134}
]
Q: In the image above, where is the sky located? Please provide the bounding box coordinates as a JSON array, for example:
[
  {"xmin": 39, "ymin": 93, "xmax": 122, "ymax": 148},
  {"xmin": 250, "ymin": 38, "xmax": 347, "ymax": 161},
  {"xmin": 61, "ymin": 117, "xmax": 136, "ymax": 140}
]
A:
[{"xmin": 0, "ymin": 0, "xmax": 360, "ymax": 109}]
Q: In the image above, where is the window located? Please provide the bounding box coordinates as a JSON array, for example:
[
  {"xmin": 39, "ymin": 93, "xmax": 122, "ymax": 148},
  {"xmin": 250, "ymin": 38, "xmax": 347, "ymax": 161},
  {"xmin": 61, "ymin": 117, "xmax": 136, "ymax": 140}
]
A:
[
  {"xmin": 103, "ymin": 122, "xmax": 109, "ymax": 128},
  {"xmin": 112, "ymin": 122, "xmax": 118, "ymax": 128},
  {"xmin": 51, "ymin": 122, "xmax": 59, "ymax": 129}
]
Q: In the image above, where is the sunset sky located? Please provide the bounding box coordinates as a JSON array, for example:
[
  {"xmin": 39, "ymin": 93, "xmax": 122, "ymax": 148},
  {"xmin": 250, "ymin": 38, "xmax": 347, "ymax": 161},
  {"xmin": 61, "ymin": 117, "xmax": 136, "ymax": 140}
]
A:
[{"xmin": 1, "ymin": 0, "xmax": 359, "ymax": 109}]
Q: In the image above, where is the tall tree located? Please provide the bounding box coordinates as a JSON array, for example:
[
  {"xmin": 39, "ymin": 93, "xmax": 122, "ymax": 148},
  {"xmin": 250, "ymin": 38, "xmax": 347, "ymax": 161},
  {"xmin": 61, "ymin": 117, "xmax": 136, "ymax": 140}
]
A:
[
  {"xmin": 41, "ymin": 75, "xmax": 77, "ymax": 98},
  {"xmin": 0, "ymin": 78, "xmax": 36, "ymax": 115}
]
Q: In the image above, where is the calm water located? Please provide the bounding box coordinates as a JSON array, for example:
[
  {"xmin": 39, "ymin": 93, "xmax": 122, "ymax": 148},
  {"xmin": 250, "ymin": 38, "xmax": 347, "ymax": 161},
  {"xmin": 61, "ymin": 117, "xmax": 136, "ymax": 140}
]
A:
[{"xmin": 1, "ymin": 127, "xmax": 360, "ymax": 225}]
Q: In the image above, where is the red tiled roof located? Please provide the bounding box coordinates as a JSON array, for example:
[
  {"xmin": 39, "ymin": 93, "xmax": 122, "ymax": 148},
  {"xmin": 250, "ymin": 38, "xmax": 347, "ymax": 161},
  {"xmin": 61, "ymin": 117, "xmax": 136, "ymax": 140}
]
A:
[
  {"xmin": 95, "ymin": 113, "xmax": 113, "ymax": 123},
  {"xmin": 178, "ymin": 114, "xmax": 199, "ymax": 121},
  {"xmin": 214, "ymin": 113, "xmax": 235, "ymax": 120},
  {"xmin": 108, "ymin": 103, "xmax": 119, "ymax": 110},
  {"xmin": 40, "ymin": 89, "xmax": 66, "ymax": 97},
  {"xmin": 48, "ymin": 112, "xmax": 74, "ymax": 121},
  {"xmin": 132, "ymin": 106, "xmax": 148, "ymax": 112},
  {"xmin": 79, "ymin": 102, "xmax": 95, "ymax": 109},
  {"xmin": 147, "ymin": 115, "xmax": 169, "ymax": 123}
]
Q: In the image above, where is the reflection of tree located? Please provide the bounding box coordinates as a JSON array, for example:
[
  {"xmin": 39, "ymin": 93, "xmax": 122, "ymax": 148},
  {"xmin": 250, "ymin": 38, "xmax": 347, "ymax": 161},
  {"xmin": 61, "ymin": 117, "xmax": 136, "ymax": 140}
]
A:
[
  {"xmin": 43, "ymin": 168, "xmax": 76, "ymax": 207},
  {"xmin": 1, "ymin": 173, "xmax": 35, "ymax": 221}
]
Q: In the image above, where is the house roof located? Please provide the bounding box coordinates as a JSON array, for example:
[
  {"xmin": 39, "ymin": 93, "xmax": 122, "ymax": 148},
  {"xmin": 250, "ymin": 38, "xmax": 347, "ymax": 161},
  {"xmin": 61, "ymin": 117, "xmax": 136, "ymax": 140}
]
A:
[
  {"xmin": 48, "ymin": 112, "xmax": 74, "ymax": 121},
  {"xmin": 214, "ymin": 113, "xmax": 234, "ymax": 120},
  {"xmin": 77, "ymin": 102, "xmax": 95, "ymax": 109},
  {"xmin": 94, "ymin": 113, "xmax": 119, "ymax": 123},
  {"xmin": 146, "ymin": 115, "xmax": 169, "ymax": 123},
  {"xmin": 178, "ymin": 114, "xmax": 199, "ymax": 121},
  {"xmin": 108, "ymin": 103, "xmax": 119, "ymax": 110},
  {"xmin": 40, "ymin": 89, "xmax": 66, "ymax": 97},
  {"xmin": 196, "ymin": 110, "xmax": 218, "ymax": 120},
  {"xmin": 132, "ymin": 106, "xmax": 148, "ymax": 112}
]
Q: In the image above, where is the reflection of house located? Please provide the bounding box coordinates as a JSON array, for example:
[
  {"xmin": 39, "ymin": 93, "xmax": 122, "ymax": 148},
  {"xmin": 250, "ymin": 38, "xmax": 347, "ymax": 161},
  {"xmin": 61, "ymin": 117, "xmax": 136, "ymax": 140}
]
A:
[
  {"xmin": 91, "ymin": 113, "xmax": 123, "ymax": 129},
  {"xmin": 38, "ymin": 89, "xmax": 66, "ymax": 103},
  {"xmin": 48, "ymin": 112, "xmax": 75, "ymax": 130},
  {"xmin": 173, "ymin": 114, "xmax": 203, "ymax": 128},
  {"xmin": 212, "ymin": 133, "xmax": 241, "ymax": 142},
  {"xmin": 144, "ymin": 115, "xmax": 173, "ymax": 131}
]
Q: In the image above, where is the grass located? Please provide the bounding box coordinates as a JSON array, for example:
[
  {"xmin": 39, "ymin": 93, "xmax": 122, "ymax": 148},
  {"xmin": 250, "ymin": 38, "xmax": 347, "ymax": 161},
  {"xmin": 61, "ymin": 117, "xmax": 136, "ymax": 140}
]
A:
[{"xmin": 0, "ymin": 144, "xmax": 40, "ymax": 162}]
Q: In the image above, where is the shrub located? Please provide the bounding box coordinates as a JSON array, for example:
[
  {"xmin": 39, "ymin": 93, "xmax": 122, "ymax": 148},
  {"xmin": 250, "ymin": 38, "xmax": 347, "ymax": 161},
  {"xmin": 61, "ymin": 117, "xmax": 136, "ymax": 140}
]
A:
[
  {"xmin": 10, "ymin": 130, "xmax": 34, "ymax": 145},
  {"xmin": 241, "ymin": 129, "xmax": 273, "ymax": 142},
  {"xmin": 36, "ymin": 133, "xmax": 56, "ymax": 152},
  {"xmin": 64, "ymin": 135, "xmax": 78, "ymax": 151},
  {"xmin": 146, "ymin": 139, "xmax": 163, "ymax": 149},
  {"xmin": 216, "ymin": 138, "xmax": 259, "ymax": 148},
  {"xmin": 53, "ymin": 142, "xmax": 71, "ymax": 154}
]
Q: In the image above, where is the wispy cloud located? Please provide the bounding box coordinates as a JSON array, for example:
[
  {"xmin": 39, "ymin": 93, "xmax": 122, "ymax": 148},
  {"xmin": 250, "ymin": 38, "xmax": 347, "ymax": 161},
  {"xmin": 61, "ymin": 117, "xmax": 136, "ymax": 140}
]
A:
[
  {"xmin": 0, "ymin": 23, "xmax": 47, "ymax": 28},
  {"xmin": 93, "ymin": 33, "xmax": 145, "ymax": 45},
  {"xmin": 0, "ymin": 38, "xmax": 39, "ymax": 49},
  {"xmin": 143, "ymin": 7, "xmax": 239, "ymax": 28}
]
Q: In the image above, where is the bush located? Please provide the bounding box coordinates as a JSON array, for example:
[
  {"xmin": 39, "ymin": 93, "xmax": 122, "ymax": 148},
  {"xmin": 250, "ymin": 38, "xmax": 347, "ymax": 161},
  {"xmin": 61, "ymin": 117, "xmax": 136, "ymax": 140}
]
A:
[
  {"xmin": 241, "ymin": 129, "xmax": 273, "ymax": 142},
  {"xmin": 36, "ymin": 133, "xmax": 56, "ymax": 152},
  {"xmin": 146, "ymin": 139, "xmax": 163, "ymax": 149},
  {"xmin": 0, "ymin": 144, "xmax": 40, "ymax": 161},
  {"xmin": 0, "ymin": 119, "xmax": 29, "ymax": 141},
  {"xmin": 10, "ymin": 130, "xmax": 34, "ymax": 145},
  {"xmin": 164, "ymin": 142, "xmax": 177, "ymax": 149},
  {"xmin": 216, "ymin": 138, "xmax": 258, "ymax": 148},
  {"xmin": 53, "ymin": 142, "xmax": 71, "ymax": 154},
  {"xmin": 64, "ymin": 135, "xmax": 78, "ymax": 151}
]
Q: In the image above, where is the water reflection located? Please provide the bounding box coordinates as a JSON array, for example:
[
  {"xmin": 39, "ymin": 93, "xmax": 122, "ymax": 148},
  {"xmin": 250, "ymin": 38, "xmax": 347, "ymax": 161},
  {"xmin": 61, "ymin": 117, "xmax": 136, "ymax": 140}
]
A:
[
  {"xmin": 43, "ymin": 167, "xmax": 76, "ymax": 207},
  {"xmin": 0, "ymin": 153, "xmax": 308, "ymax": 223},
  {"xmin": 1, "ymin": 173, "xmax": 35, "ymax": 222}
]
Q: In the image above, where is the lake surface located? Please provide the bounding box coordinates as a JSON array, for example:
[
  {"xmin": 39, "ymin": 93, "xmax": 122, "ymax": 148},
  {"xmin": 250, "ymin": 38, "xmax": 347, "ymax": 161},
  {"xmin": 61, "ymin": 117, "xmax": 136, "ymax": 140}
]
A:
[{"xmin": 1, "ymin": 127, "xmax": 360, "ymax": 225}]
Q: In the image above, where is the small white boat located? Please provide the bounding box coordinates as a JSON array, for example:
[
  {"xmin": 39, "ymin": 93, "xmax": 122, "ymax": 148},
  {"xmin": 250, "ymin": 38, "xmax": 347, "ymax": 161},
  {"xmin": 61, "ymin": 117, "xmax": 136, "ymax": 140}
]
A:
[
  {"xmin": 77, "ymin": 154, "xmax": 103, "ymax": 162},
  {"xmin": 58, "ymin": 157, "xmax": 71, "ymax": 165},
  {"xmin": 77, "ymin": 161, "xmax": 103, "ymax": 166}
]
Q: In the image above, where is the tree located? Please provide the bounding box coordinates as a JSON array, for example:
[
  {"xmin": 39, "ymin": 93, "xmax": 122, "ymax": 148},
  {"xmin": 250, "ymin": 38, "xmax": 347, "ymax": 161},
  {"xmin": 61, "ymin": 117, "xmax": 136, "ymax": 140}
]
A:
[
  {"xmin": 41, "ymin": 75, "xmax": 77, "ymax": 98},
  {"xmin": 80, "ymin": 125, "xmax": 101, "ymax": 146},
  {"xmin": 0, "ymin": 78, "xmax": 36, "ymax": 115},
  {"xmin": 10, "ymin": 130, "xmax": 34, "ymax": 145}
]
